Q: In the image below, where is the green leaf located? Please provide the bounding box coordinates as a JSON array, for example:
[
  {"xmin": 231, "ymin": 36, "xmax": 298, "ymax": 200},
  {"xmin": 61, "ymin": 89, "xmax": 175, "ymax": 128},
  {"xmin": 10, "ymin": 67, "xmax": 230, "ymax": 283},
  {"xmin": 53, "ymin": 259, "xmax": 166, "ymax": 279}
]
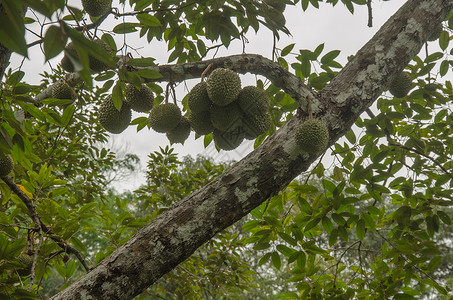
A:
[
  {"xmin": 439, "ymin": 60, "xmax": 450, "ymax": 77},
  {"xmin": 127, "ymin": 58, "xmax": 156, "ymax": 67},
  {"xmin": 321, "ymin": 50, "xmax": 341, "ymax": 64},
  {"xmin": 322, "ymin": 217, "xmax": 334, "ymax": 234},
  {"xmin": 112, "ymin": 82, "xmax": 124, "ymax": 111},
  {"xmin": 0, "ymin": 2, "xmax": 27, "ymax": 57},
  {"xmin": 258, "ymin": 253, "xmax": 271, "ymax": 266},
  {"xmin": 43, "ymin": 25, "xmax": 67, "ymax": 61},
  {"xmin": 113, "ymin": 22, "xmax": 140, "ymax": 34},
  {"xmin": 281, "ymin": 43, "xmax": 295, "ymax": 57},
  {"xmin": 137, "ymin": 69, "xmax": 162, "ymax": 79},
  {"xmin": 243, "ymin": 220, "xmax": 261, "ymax": 232},
  {"xmin": 136, "ymin": 14, "xmax": 161, "ymax": 27},
  {"xmin": 304, "ymin": 217, "xmax": 320, "ymax": 232},
  {"xmin": 61, "ymin": 104, "xmax": 75, "ymax": 127},
  {"xmin": 437, "ymin": 211, "xmax": 451, "ymax": 225},
  {"xmin": 356, "ymin": 218, "xmax": 365, "ymax": 241},
  {"xmin": 439, "ymin": 31, "xmax": 449, "ymax": 50},
  {"xmin": 271, "ymin": 251, "xmax": 281, "ymax": 269}
]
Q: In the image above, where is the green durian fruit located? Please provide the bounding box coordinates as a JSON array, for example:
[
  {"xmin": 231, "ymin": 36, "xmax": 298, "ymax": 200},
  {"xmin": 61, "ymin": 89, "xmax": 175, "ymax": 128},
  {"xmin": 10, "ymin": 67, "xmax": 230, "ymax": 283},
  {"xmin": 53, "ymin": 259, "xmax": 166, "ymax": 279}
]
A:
[
  {"xmin": 242, "ymin": 112, "xmax": 271, "ymax": 139},
  {"xmin": 295, "ymin": 119, "xmax": 329, "ymax": 154},
  {"xmin": 149, "ymin": 103, "xmax": 182, "ymax": 133},
  {"xmin": 237, "ymin": 86, "xmax": 270, "ymax": 116},
  {"xmin": 98, "ymin": 95, "xmax": 132, "ymax": 134},
  {"xmin": 206, "ymin": 68, "xmax": 241, "ymax": 106},
  {"xmin": 264, "ymin": 0, "xmax": 286, "ymax": 12},
  {"xmin": 188, "ymin": 81, "xmax": 212, "ymax": 113},
  {"xmin": 0, "ymin": 153, "xmax": 13, "ymax": 177},
  {"xmin": 427, "ymin": 23, "xmax": 443, "ymax": 42},
  {"xmin": 167, "ymin": 116, "xmax": 191, "ymax": 144},
  {"xmin": 210, "ymin": 102, "xmax": 242, "ymax": 132},
  {"xmin": 189, "ymin": 111, "xmax": 214, "ymax": 135},
  {"xmin": 213, "ymin": 128, "xmax": 244, "ymax": 151},
  {"xmin": 125, "ymin": 83, "xmax": 154, "ymax": 112},
  {"xmin": 60, "ymin": 42, "xmax": 77, "ymax": 72},
  {"xmin": 51, "ymin": 81, "xmax": 76, "ymax": 100},
  {"xmin": 17, "ymin": 253, "xmax": 34, "ymax": 267},
  {"xmin": 82, "ymin": 0, "xmax": 112, "ymax": 17},
  {"xmin": 89, "ymin": 39, "xmax": 113, "ymax": 72},
  {"xmin": 388, "ymin": 72, "xmax": 412, "ymax": 98}
]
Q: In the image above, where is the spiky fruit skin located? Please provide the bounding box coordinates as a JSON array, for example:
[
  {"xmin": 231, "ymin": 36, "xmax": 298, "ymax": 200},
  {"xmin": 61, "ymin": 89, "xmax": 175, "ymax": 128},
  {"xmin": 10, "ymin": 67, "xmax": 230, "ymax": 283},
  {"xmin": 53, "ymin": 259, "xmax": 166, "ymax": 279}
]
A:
[
  {"xmin": 238, "ymin": 86, "xmax": 270, "ymax": 116},
  {"xmin": 61, "ymin": 42, "xmax": 77, "ymax": 72},
  {"xmin": 206, "ymin": 68, "xmax": 241, "ymax": 106},
  {"xmin": 17, "ymin": 253, "xmax": 34, "ymax": 267},
  {"xmin": 188, "ymin": 81, "xmax": 212, "ymax": 113},
  {"xmin": 296, "ymin": 119, "xmax": 329, "ymax": 154},
  {"xmin": 82, "ymin": 0, "xmax": 112, "ymax": 17},
  {"xmin": 167, "ymin": 117, "xmax": 191, "ymax": 144},
  {"xmin": 89, "ymin": 39, "xmax": 113, "ymax": 72},
  {"xmin": 149, "ymin": 103, "xmax": 182, "ymax": 133},
  {"xmin": 389, "ymin": 72, "xmax": 412, "ymax": 98},
  {"xmin": 51, "ymin": 82, "xmax": 76, "ymax": 100},
  {"xmin": 242, "ymin": 112, "xmax": 271, "ymax": 139},
  {"xmin": 210, "ymin": 102, "xmax": 242, "ymax": 132},
  {"xmin": 427, "ymin": 23, "xmax": 443, "ymax": 41},
  {"xmin": 0, "ymin": 154, "xmax": 13, "ymax": 177},
  {"xmin": 98, "ymin": 95, "xmax": 132, "ymax": 134},
  {"xmin": 213, "ymin": 129, "xmax": 244, "ymax": 151},
  {"xmin": 189, "ymin": 111, "xmax": 214, "ymax": 135},
  {"xmin": 264, "ymin": 0, "xmax": 286, "ymax": 11},
  {"xmin": 125, "ymin": 83, "xmax": 154, "ymax": 112}
]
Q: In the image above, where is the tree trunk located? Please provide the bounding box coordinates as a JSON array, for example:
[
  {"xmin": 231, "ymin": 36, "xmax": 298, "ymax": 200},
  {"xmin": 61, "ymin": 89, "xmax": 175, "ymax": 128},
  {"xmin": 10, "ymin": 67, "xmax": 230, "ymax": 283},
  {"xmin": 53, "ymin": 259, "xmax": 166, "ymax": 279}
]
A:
[{"xmin": 52, "ymin": 0, "xmax": 453, "ymax": 298}]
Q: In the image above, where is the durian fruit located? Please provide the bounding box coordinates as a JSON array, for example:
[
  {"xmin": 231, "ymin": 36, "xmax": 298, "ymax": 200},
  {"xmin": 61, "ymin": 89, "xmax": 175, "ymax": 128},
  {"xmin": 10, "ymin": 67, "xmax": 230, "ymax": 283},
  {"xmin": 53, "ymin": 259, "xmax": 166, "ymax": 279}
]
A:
[
  {"xmin": 427, "ymin": 23, "xmax": 443, "ymax": 42},
  {"xmin": 295, "ymin": 119, "xmax": 329, "ymax": 154},
  {"xmin": 149, "ymin": 103, "xmax": 182, "ymax": 133},
  {"xmin": 51, "ymin": 81, "xmax": 76, "ymax": 100},
  {"xmin": 264, "ymin": 0, "xmax": 286, "ymax": 12},
  {"xmin": 167, "ymin": 116, "xmax": 191, "ymax": 144},
  {"xmin": 188, "ymin": 81, "xmax": 212, "ymax": 113},
  {"xmin": 206, "ymin": 68, "xmax": 241, "ymax": 106},
  {"xmin": 388, "ymin": 72, "xmax": 412, "ymax": 98},
  {"xmin": 61, "ymin": 42, "xmax": 77, "ymax": 72},
  {"xmin": 98, "ymin": 95, "xmax": 132, "ymax": 134},
  {"xmin": 210, "ymin": 102, "xmax": 242, "ymax": 132},
  {"xmin": 89, "ymin": 39, "xmax": 113, "ymax": 73},
  {"xmin": 241, "ymin": 112, "xmax": 271, "ymax": 139},
  {"xmin": 16, "ymin": 253, "xmax": 34, "ymax": 276},
  {"xmin": 189, "ymin": 111, "xmax": 214, "ymax": 135},
  {"xmin": 0, "ymin": 153, "xmax": 13, "ymax": 177},
  {"xmin": 213, "ymin": 128, "xmax": 244, "ymax": 151},
  {"xmin": 237, "ymin": 86, "xmax": 270, "ymax": 116},
  {"xmin": 125, "ymin": 83, "xmax": 154, "ymax": 113},
  {"xmin": 82, "ymin": 0, "xmax": 112, "ymax": 17}
]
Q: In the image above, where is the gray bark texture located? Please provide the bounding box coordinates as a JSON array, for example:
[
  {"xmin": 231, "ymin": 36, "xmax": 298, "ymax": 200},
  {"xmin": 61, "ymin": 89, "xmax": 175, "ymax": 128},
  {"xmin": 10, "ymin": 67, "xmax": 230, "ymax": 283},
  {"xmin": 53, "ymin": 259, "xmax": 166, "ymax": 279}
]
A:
[{"xmin": 52, "ymin": 0, "xmax": 453, "ymax": 299}]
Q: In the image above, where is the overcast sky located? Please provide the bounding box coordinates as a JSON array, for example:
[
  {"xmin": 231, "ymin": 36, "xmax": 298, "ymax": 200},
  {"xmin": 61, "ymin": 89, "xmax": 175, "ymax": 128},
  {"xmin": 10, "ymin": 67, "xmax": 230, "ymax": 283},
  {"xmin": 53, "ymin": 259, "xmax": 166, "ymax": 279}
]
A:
[{"xmin": 10, "ymin": 0, "xmax": 446, "ymax": 192}]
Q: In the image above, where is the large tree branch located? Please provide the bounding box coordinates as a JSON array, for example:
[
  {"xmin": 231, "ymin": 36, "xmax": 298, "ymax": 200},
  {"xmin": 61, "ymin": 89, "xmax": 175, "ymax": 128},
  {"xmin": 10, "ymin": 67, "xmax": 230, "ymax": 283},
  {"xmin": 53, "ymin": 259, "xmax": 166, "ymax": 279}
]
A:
[{"xmin": 52, "ymin": 0, "xmax": 452, "ymax": 298}]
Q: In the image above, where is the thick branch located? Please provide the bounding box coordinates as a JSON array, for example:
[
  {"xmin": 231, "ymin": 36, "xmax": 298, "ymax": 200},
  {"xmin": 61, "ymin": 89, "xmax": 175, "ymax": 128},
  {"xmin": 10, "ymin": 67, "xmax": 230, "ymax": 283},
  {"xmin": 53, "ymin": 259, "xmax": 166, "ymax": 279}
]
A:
[
  {"xmin": 52, "ymin": 0, "xmax": 453, "ymax": 299},
  {"xmin": 1, "ymin": 176, "xmax": 91, "ymax": 272}
]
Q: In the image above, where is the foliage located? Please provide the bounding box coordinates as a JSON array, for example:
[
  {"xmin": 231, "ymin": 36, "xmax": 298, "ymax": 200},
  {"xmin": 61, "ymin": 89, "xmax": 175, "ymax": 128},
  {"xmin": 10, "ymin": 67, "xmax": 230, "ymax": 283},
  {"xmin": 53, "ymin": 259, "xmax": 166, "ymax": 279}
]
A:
[{"xmin": 0, "ymin": 0, "xmax": 452, "ymax": 299}]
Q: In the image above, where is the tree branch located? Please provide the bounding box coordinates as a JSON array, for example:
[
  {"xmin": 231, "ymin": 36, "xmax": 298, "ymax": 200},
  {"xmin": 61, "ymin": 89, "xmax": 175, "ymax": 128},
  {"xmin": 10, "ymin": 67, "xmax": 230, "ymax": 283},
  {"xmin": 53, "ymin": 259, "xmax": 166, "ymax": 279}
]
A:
[
  {"xmin": 51, "ymin": 1, "xmax": 453, "ymax": 298},
  {"xmin": 1, "ymin": 176, "xmax": 91, "ymax": 272}
]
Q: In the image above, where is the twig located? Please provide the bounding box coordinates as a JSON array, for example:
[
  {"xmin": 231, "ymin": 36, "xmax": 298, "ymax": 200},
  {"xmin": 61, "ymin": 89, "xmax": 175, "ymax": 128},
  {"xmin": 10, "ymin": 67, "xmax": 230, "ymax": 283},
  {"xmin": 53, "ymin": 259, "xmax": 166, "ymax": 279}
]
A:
[
  {"xmin": 367, "ymin": 0, "xmax": 373, "ymax": 27},
  {"xmin": 1, "ymin": 176, "xmax": 91, "ymax": 272}
]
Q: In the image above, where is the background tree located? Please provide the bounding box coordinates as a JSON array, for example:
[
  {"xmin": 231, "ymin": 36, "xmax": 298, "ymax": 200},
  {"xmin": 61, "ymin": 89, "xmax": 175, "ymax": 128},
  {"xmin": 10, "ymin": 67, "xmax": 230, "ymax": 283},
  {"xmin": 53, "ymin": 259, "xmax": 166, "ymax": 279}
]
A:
[{"xmin": 0, "ymin": 0, "xmax": 453, "ymax": 299}]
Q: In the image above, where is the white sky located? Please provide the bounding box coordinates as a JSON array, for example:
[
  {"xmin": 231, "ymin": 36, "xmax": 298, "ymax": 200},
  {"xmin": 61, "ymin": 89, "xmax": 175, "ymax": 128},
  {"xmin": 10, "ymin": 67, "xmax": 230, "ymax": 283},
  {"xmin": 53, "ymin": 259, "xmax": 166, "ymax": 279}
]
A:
[{"xmin": 10, "ymin": 0, "xmax": 441, "ymax": 192}]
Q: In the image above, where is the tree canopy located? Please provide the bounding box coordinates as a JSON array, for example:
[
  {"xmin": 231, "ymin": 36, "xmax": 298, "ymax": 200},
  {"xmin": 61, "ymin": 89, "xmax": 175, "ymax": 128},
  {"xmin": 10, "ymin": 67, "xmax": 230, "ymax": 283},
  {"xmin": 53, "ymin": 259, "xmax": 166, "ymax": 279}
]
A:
[{"xmin": 1, "ymin": 0, "xmax": 453, "ymax": 299}]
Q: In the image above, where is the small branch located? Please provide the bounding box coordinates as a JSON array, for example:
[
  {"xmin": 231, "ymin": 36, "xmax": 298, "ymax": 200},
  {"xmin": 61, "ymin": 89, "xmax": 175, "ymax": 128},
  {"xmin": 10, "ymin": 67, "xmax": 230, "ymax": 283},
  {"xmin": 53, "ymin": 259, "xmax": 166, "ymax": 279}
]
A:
[
  {"xmin": 389, "ymin": 142, "xmax": 452, "ymax": 177},
  {"xmin": 1, "ymin": 176, "xmax": 91, "ymax": 272},
  {"xmin": 367, "ymin": 0, "xmax": 373, "ymax": 27}
]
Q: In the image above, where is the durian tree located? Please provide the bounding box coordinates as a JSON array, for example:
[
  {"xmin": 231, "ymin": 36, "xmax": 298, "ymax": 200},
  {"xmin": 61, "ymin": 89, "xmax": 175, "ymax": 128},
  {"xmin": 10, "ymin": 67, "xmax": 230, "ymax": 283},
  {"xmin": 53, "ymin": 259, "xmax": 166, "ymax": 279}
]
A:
[{"xmin": 1, "ymin": 0, "xmax": 453, "ymax": 299}]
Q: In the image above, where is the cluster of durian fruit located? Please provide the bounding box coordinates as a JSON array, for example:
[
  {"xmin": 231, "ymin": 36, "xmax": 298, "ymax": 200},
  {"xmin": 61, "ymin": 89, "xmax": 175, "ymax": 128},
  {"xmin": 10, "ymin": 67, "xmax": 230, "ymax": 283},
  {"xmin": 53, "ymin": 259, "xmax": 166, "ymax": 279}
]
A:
[
  {"xmin": 96, "ymin": 68, "xmax": 273, "ymax": 150},
  {"xmin": 186, "ymin": 68, "xmax": 272, "ymax": 150}
]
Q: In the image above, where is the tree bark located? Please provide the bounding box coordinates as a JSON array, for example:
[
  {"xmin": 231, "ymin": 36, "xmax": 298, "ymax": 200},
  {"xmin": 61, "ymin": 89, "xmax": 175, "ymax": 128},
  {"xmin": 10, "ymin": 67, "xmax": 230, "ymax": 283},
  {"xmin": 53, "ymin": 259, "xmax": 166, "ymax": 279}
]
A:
[{"xmin": 52, "ymin": 0, "xmax": 453, "ymax": 299}]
